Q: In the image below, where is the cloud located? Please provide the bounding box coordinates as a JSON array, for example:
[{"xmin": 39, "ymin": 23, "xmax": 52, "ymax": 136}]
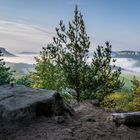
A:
[
  {"xmin": 0, "ymin": 20, "xmax": 55, "ymax": 53},
  {"xmin": 111, "ymin": 58, "xmax": 140, "ymax": 72}
]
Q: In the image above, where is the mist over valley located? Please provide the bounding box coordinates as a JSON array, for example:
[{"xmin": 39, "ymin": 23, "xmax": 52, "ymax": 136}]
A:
[{"xmin": 2, "ymin": 50, "xmax": 140, "ymax": 75}]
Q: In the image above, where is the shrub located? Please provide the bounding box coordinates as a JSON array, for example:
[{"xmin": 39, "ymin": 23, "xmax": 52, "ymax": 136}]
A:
[
  {"xmin": 88, "ymin": 42, "xmax": 124, "ymax": 102},
  {"xmin": 16, "ymin": 74, "xmax": 33, "ymax": 87},
  {"xmin": 125, "ymin": 77, "xmax": 140, "ymax": 111},
  {"xmin": 102, "ymin": 92, "xmax": 131, "ymax": 111},
  {"xmin": 31, "ymin": 45, "xmax": 65, "ymax": 90},
  {"xmin": 0, "ymin": 51, "xmax": 14, "ymax": 85},
  {"xmin": 103, "ymin": 77, "xmax": 140, "ymax": 112}
]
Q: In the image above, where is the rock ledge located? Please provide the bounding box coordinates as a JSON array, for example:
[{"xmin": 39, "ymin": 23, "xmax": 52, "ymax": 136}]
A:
[{"xmin": 0, "ymin": 85, "xmax": 74, "ymax": 127}]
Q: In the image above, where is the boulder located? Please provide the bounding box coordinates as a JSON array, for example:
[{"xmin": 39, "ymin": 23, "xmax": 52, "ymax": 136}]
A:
[
  {"xmin": 0, "ymin": 85, "xmax": 75, "ymax": 127},
  {"xmin": 112, "ymin": 111, "xmax": 140, "ymax": 126}
]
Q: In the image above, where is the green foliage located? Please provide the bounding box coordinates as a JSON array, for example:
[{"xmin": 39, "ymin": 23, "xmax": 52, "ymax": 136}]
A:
[
  {"xmin": 33, "ymin": 5, "xmax": 90, "ymax": 101},
  {"xmin": 125, "ymin": 76, "xmax": 140, "ymax": 111},
  {"xmin": 103, "ymin": 92, "xmax": 131, "ymax": 110},
  {"xmin": 131, "ymin": 76, "xmax": 140, "ymax": 96},
  {"xmin": 31, "ymin": 5, "xmax": 123, "ymax": 102},
  {"xmin": 31, "ymin": 45, "xmax": 64, "ymax": 90},
  {"xmin": 16, "ymin": 74, "xmax": 33, "ymax": 87},
  {"xmin": 0, "ymin": 51, "xmax": 14, "ymax": 85},
  {"xmin": 103, "ymin": 77, "xmax": 140, "ymax": 111},
  {"xmin": 88, "ymin": 42, "xmax": 124, "ymax": 101},
  {"xmin": 52, "ymin": 5, "xmax": 90, "ymax": 102},
  {"xmin": 60, "ymin": 88, "xmax": 74, "ymax": 104},
  {"xmin": 125, "ymin": 97, "xmax": 140, "ymax": 111}
]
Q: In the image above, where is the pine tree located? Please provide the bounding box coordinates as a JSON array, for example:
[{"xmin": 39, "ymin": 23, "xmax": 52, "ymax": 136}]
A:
[
  {"xmin": 52, "ymin": 5, "xmax": 90, "ymax": 102},
  {"xmin": 89, "ymin": 42, "xmax": 124, "ymax": 101},
  {"xmin": 32, "ymin": 6, "xmax": 124, "ymax": 102},
  {"xmin": 0, "ymin": 50, "xmax": 14, "ymax": 85}
]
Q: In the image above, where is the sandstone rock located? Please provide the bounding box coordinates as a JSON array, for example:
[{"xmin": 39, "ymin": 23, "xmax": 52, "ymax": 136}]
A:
[
  {"xmin": 54, "ymin": 116, "xmax": 65, "ymax": 124},
  {"xmin": 117, "ymin": 124, "xmax": 132, "ymax": 132},
  {"xmin": 81, "ymin": 115, "xmax": 96, "ymax": 122},
  {"xmin": 62, "ymin": 128, "xmax": 73, "ymax": 134},
  {"xmin": 112, "ymin": 111, "xmax": 140, "ymax": 126},
  {"xmin": 62, "ymin": 137, "xmax": 74, "ymax": 140},
  {"xmin": 113, "ymin": 110, "xmax": 128, "ymax": 113},
  {"xmin": 0, "ymin": 85, "xmax": 75, "ymax": 127}
]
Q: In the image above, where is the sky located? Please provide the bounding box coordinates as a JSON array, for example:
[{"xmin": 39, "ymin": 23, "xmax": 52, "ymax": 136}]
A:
[{"xmin": 0, "ymin": 0, "xmax": 140, "ymax": 53}]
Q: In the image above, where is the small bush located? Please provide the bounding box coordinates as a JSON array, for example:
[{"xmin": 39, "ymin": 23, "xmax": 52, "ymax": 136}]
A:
[
  {"xmin": 16, "ymin": 74, "xmax": 33, "ymax": 87},
  {"xmin": 124, "ymin": 77, "xmax": 140, "ymax": 111},
  {"xmin": 102, "ymin": 92, "xmax": 132, "ymax": 111},
  {"xmin": 125, "ymin": 97, "xmax": 140, "ymax": 111},
  {"xmin": 60, "ymin": 88, "xmax": 74, "ymax": 103},
  {"xmin": 102, "ymin": 77, "xmax": 140, "ymax": 112},
  {"xmin": 0, "ymin": 51, "xmax": 14, "ymax": 85}
]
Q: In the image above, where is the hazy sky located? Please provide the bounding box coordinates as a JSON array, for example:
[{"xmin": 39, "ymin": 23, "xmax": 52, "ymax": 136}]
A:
[{"xmin": 0, "ymin": 0, "xmax": 140, "ymax": 53}]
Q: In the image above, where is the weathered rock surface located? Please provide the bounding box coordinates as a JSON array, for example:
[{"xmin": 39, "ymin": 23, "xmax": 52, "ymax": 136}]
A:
[
  {"xmin": 80, "ymin": 114, "xmax": 96, "ymax": 122},
  {"xmin": 1, "ymin": 102, "xmax": 140, "ymax": 140},
  {"xmin": 0, "ymin": 85, "xmax": 74, "ymax": 127},
  {"xmin": 112, "ymin": 111, "xmax": 140, "ymax": 125}
]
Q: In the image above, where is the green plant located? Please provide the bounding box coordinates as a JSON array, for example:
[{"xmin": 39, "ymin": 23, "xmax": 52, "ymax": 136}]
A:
[
  {"xmin": 103, "ymin": 77, "xmax": 140, "ymax": 111},
  {"xmin": 16, "ymin": 74, "xmax": 33, "ymax": 87},
  {"xmin": 131, "ymin": 76, "xmax": 140, "ymax": 96},
  {"xmin": 102, "ymin": 92, "xmax": 131, "ymax": 110},
  {"xmin": 52, "ymin": 5, "xmax": 90, "ymax": 102},
  {"xmin": 125, "ymin": 97, "xmax": 140, "ymax": 111},
  {"xmin": 32, "ymin": 6, "xmax": 124, "ymax": 103},
  {"xmin": 31, "ymin": 45, "xmax": 64, "ymax": 90},
  {"xmin": 88, "ymin": 42, "xmax": 124, "ymax": 101},
  {"xmin": 32, "ymin": 5, "xmax": 90, "ymax": 101},
  {"xmin": 60, "ymin": 88, "xmax": 74, "ymax": 104},
  {"xmin": 125, "ymin": 76, "xmax": 140, "ymax": 111},
  {"xmin": 0, "ymin": 51, "xmax": 14, "ymax": 85}
]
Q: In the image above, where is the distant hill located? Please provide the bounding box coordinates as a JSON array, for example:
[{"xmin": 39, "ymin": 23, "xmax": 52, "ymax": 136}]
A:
[
  {"xmin": 89, "ymin": 50, "xmax": 140, "ymax": 59},
  {"xmin": 115, "ymin": 50, "xmax": 140, "ymax": 60},
  {"xmin": 6, "ymin": 62, "xmax": 35, "ymax": 78},
  {"xmin": 88, "ymin": 51, "xmax": 119, "ymax": 57},
  {"xmin": 0, "ymin": 47, "xmax": 16, "ymax": 57},
  {"xmin": 18, "ymin": 51, "xmax": 39, "ymax": 55}
]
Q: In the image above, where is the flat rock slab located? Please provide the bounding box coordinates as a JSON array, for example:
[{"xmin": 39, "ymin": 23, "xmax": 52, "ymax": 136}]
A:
[
  {"xmin": 112, "ymin": 111, "xmax": 140, "ymax": 126},
  {"xmin": 0, "ymin": 85, "xmax": 74, "ymax": 127}
]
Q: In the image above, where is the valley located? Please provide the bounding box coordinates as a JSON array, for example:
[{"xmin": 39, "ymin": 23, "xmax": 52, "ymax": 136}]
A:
[{"xmin": 1, "ymin": 50, "xmax": 140, "ymax": 90}]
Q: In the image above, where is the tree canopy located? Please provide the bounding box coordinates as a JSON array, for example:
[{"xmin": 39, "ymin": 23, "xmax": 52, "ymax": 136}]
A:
[
  {"xmin": 32, "ymin": 5, "xmax": 124, "ymax": 102},
  {"xmin": 0, "ymin": 51, "xmax": 14, "ymax": 85}
]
